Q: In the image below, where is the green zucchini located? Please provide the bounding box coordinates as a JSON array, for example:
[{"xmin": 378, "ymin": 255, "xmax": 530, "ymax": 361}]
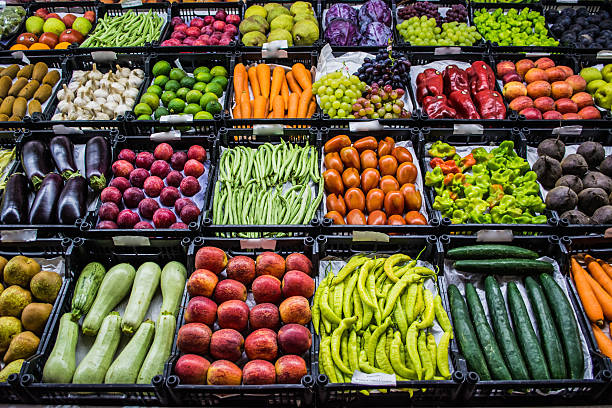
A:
[
  {"xmin": 160, "ymin": 261, "xmax": 186, "ymax": 316},
  {"xmin": 484, "ymin": 276, "xmax": 529, "ymax": 380},
  {"xmin": 447, "ymin": 284, "xmax": 491, "ymax": 380},
  {"xmin": 525, "ymin": 276, "xmax": 567, "ymax": 379},
  {"xmin": 82, "ymin": 263, "xmax": 136, "ymax": 336},
  {"xmin": 122, "ymin": 262, "xmax": 161, "ymax": 335},
  {"xmin": 105, "ymin": 319, "xmax": 155, "ymax": 384},
  {"xmin": 447, "ymin": 245, "xmax": 539, "ymax": 260},
  {"xmin": 73, "ymin": 312, "xmax": 121, "ymax": 384},
  {"xmin": 136, "ymin": 312, "xmax": 176, "ymax": 384},
  {"xmin": 507, "ymin": 282, "xmax": 550, "ymax": 380},
  {"xmin": 71, "ymin": 262, "xmax": 106, "ymax": 320},
  {"xmin": 455, "ymin": 259, "xmax": 554, "ymax": 275},
  {"xmin": 42, "ymin": 313, "xmax": 78, "ymax": 383},
  {"xmin": 539, "ymin": 273, "xmax": 584, "ymax": 379},
  {"xmin": 464, "ymin": 283, "xmax": 511, "ymax": 380}
]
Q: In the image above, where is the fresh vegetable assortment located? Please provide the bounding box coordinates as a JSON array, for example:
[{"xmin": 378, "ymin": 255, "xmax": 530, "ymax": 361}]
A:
[
  {"xmin": 546, "ymin": 7, "xmax": 612, "ymax": 49},
  {"xmin": 162, "ymin": 11, "xmax": 241, "ymax": 47},
  {"xmin": 425, "ymin": 140, "xmax": 546, "ymax": 224},
  {"xmin": 473, "ymin": 7, "xmax": 559, "ymax": 47},
  {"xmin": 80, "ymin": 10, "xmax": 165, "ymax": 48},
  {"xmin": 174, "ymin": 246, "xmax": 312, "ymax": 385},
  {"xmin": 580, "ymin": 64, "xmax": 612, "ymax": 111},
  {"xmin": 323, "ymin": 0, "xmax": 392, "ymax": 47},
  {"xmin": 314, "ymin": 253, "xmax": 453, "ymax": 382}
]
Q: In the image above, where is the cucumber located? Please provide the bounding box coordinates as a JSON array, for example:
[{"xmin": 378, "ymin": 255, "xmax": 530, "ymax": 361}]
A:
[
  {"xmin": 137, "ymin": 312, "xmax": 176, "ymax": 384},
  {"xmin": 160, "ymin": 261, "xmax": 186, "ymax": 316},
  {"xmin": 73, "ymin": 312, "xmax": 121, "ymax": 384},
  {"xmin": 464, "ymin": 283, "xmax": 512, "ymax": 380},
  {"xmin": 507, "ymin": 282, "xmax": 550, "ymax": 380},
  {"xmin": 105, "ymin": 319, "xmax": 155, "ymax": 384},
  {"xmin": 525, "ymin": 276, "xmax": 567, "ymax": 379},
  {"xmin": 447, "ymin": 284, "xmax": 491, "ymax": 380},
  {"xmin": 539, "ymin": 273, "xmax": 584, "ymax": 379},
  {"xmin": 82, "ymin": 263, "xmax": 136, "ymax": 336},
  {"xmin": 122, "ymin": 262, "xmax": 161, "ymax": 335},
  {"xmin": 447, "ymin": 245, "xmax": 539, "ymax": 260},
  {"xmin": 455, "ymin": 259, "xmax": 554, "ymax": 275},
  {"xmin": 42, "ymin": 313, "xmax": 78, "ymax": 383},
  {"xmin": 71, "ymin": 262, "xmax": 106, "ymax": 320},
  {"xmin": 484, "ymin": 276, "xmax": 529, "ymax": 380}
]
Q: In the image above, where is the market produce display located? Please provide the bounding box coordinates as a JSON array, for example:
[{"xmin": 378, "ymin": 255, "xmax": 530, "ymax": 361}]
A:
[
  {"xmin": 42, "ymin": 260, "xmax": 185, "ymax": 384},
  {"xmin": 314, "ymin": 253, "xmax": 453, "ymax": 382},
  {"xmin": 546, "ymin": 7, "xmax": 612, "ymax": 49},
  {"xmin": 473, "ymin": 7, "xmax": 559, "ymax": 47},
  {"xmin": 174, "ymin": 246, "xmax": 312, "ymax": 385},
  {"xmin": 425, "ymin": 140, "xmax": 546, "ymax": 224},
  {"xmin": 96, "ymin": 141, "xmax": 208, "ymax": 230},
  {"xmin": 580, "ymin": 64, "xmax": 612, "ymax": 111},
  {"xmin": 323, "ymin": 0, "xmax": 392, "ymax": 47},
  {"xmin": 80, "ymin": 10, "xmax": 164, "ymax": 48},
  {"xmin": 0, "ymin": 7, "xmax": 25, "ymax": 41},
  {"xmin": 0, "ymin": 255, "xmax": 63, "ymax": 381},
  {"xmin": 161, "ymin": 11, "xmax": 241, "ymax": 47},
  {"xmin": 240, "ymin": 2, "xmax": 319, "ymax": 47},
  {"xmin": 322, "ymin": 134, "xmax": 426, "ymax": 226},
  {"xmin": 497, "ymin": 57, "xmax": 600, "ymax": 120}
]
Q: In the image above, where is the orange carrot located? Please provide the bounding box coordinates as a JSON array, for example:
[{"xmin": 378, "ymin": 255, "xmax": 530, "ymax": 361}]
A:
[
  {"xmin": 281, "ymin": 78, "xmax": 289, "ymax": 110},
  {"xmin": 597, "ymin": 259, "xmax": 612, "ymax": 281},
  {"xmin": 572, "ymin": 257, "xmax": 604, "ymax": 327},
  {"xmin": 586, "ymin": 255, "xmax": 612, "ymax": 297},
  {"xmin": 585, "ymin": 272, "xmax": 612, "ymax": 321},
  {"xmin": 240, "ymin": 91, "xmax": 251, "ymax": 119},
  {"xmin": 287, "ymin": 92, "xmax": 299, "ymax": 118},
  {"xmin": 592, "ymin": 323, "xmax": 612, "ymax": 359},
  {"xmin": 267, "ymin": 111, "xmax": 274, "ymax": 118},
  {"xmin": 272, "ymin": 94, "xmax": 284, "ymax": 119},
  {"xmin": 269, "ymin": 67, "xmax": 285, "ymax": 111},
  {"xmin": 233, "ymin": 63, "xmax": 247, "ymax": 101},
  {"xmin": 292, "ymin": 63, "xmax": 312, "ymax": 92},
  {"xmin": 253, "ymin": 95, "xmax": 267, "ymax": 118},
  {"xmin": 297, "ymin": 87, "xmax": 313, "ymax": 118},
  {"xmin": 286, "ymin": 71, "xmax": 302, "ymax": 95},
  {"xmin": 233, "ymin": 105, "xmax": 241, "ymax": 119},
  {"xmin": 306, "ymin": 98, "xmax": 316, "ymax": 118},
  {"xmin": 256, "ymin": 64, "xmax": 270, "ymax": 99},
  {"xmin": 248, "ymin": 66, "xmax": 261, "ymax": 97}
]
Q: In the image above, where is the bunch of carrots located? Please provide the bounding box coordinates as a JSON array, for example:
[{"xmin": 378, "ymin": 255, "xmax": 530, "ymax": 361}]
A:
[
  {"xmin": 232, "ymin": 62, "xmax": 316, "ymax": 120},
  {"xmin": 571, "ymin": 254, "xmax": 612, "ymax": 359}
]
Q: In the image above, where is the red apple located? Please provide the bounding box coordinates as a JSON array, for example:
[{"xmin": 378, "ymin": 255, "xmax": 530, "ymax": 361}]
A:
[
  {"xmin": 184, "ymin": 296, "xmax": 217, "ymax": 326},
  {"xmin": 554, "ymin": 98, "xmax": 578, "ymax": 114},
  {"xmin": 213, "ymin": 279, "xmax": 247, "ymax": 303},
  {"xmin": 534, "ymin": 57, "xmax": 555, "ymax": 70},
  {"xmin": 578, "ymin": 106, "xmax": 601, "ymax": 120},
  {"xmin": 252, "ymin": 275, "xmax": 282, "ymax": 304},
  {"xmin": 503, "ymin": 81, "xmax": 528, "ymax": 101},
  {"xmin": 195, "ymin": 246, "xmax": 228, "ymax": 274},
  {"xmin": 210, "ymin": 329, "xmax": 244, "ymax": 362},
  {"xmin": 255, "ymin": 252, "xmax": 286, "ymax": 279},
  {"xmin": 563, "ymin": 113, "xmax": 581, "ymax": 120},
  {"xmin": 527, "ymin": 81, "xmax": 552, "ymax": 99},
  {"xmin": 175, "ymin": 354, "xmax": 210, "ymax": 385},
  {"xmin": 524, "ymin": 68, "xmax": 548, "ymax": 84},
  {"xmin": 509, "ymin": 95, "xmax": 534, "ymax": 112},
  {"xmin": 38, "ymin": 32, "xmax": 59, "ymax": 48},
  {"xmin": 543, "ymin": 110, "xmax": 563, "ymax": 120},
  {"xmin": 217, "ymin": 300, "xmax": 249, "ymax": 332},
  {"xmin": 566, "ymin": 75, "xmax": 587, "ymax": 93},
  {"xmin": 278, "ymin": 323, "xmax": 312, "ymax": 355},
  {"xmin": 284, "ymin": 253, "xmax": 313, "ymax": 276},
  {"xmin": 571, "ymin": 92, "xmax": 595, "ymax": 110},
  {"xmin": 244, "ymin": 328, "xmax": 278, "ymax": 361},
  {"xmin": 207, "ymin": 360, "xmax": 242, "ymax": 385},
  {"xmin": 496, "ymin": 61, "xmax": 516, "ymax": 78},
  {"xmin": 533, "ymin": 97, "xmax": 555, "ymax": 112},
  {"xmin": 282, "ymin": 270, "xmax": 315, "ymax": 298},
  {"xmin": 558, "ymin": 65, "xmax": 574, "ymax": 78},
  {"xmin": 243, "ymin": 360, "xmax": 276, "ymax": 385},
  {"xmin": 502, "ymin": 71, "xmax": 521, "ymax": 85},
  {"xmin": 226, "ymin": 255, "xmax": 256, "ymax": 285},
  {"xmin": 519, "ymin": 107, "xmax": 543, "ymax": 120},
  {"xmin": 279, "ymin": 296, "xmax": 311, "ymax": 325},
  {"xmin": 187, "ymin": 269, "xmax": 218, "ymax": 297},
  {"xmin": 545, "ymin": 67, "xmax": 568, "ymax": 82},
  {"xmin": 249, "ymin": 303, "xmax": 280, "ymax": 330},
  {"xmin": 551, "ymin": 81, "xmax": 573, "ymax": 100},
  {"xmin": 515, "ymin": 59, "xmax": 535, "ymax": 79},
  {"xmin": 176, "ymin": 323, "xmax": 212, "ymax": 355},
  {"xmin": 275, "ymin": 355, "xmax": 307, "ymax": 384},
  {"xmin": 62, "ymin": 13, "xmax": 77, "ymax": 28}
]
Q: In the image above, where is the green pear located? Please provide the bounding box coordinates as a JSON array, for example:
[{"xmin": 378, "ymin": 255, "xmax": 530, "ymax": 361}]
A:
[
  {"xmin": 268, "ymin": 29, "xmax": 293, "ymax": 46},
  {"xmin": 242, "ymin": 31, "xmax": 267, "ymax": 47},
  {"xmin": 580, "ymin": 67, "xmax": 603, "ymax": 83},
  {"xmin": 271, "ymin": 15, "xmax": 294, "ymax": 32},
  {"xmin": 245, "ymin": 5, "xmax": 267, "ymax": 19},
  {"xmin": 264, "ymin": 3, "xmax": 284, "ymax": 13},
  {"xmin": 595, "ymin": 83, "xmax": 612, "ymax": 109},
  {"xmin": 294, "ymin": 13, "xmax": 318, "ymax": 24},
  {"xmin": 603, "ymin": 64, "xmax": 612, "ymax": 83},
  {"xmin": 239, "ymin": 15, "xmax": 269, "ymax": 35},
  {"xmin": 267, "ymin": 6, "xmax": 290, "ymax": 24},
  {"xmin": 290, "ymin": 1, "xmax": 314, "ymax": 16},
  {"xmin": 587, "ymin": 79, "xmax": 607, "ymax": 95},
  {"xmin": 292, "ymin": 19, "xmax": 319, "ymax": 46}
]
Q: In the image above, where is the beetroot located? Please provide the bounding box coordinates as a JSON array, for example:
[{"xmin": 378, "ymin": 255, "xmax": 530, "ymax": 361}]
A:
[
  {"xmin": 153, "ymin": 208, "xmax": 176, "ymax": 228},
  {"xmin": 96, "ymin": 221, "xmax": 118, "ymax": 229},
  {"xmin": 160, "ymin": 186, "xmax": 181, "ymax": 206},
  {"xmin": 150, "ymin": 160, "xmax": 171, "ymax": 178},
  {"xmin": 175, "ymin": 197, "xmax": 195, "ymax": 214},
  {"xmin": 134, "ymin": 221, "xmax": 154, "ymax": 229},
  {"xmin": 184, "ymin": 159, "xmax": 204, "ymax": 178},
  {"xmin": 118, "ymin": 148, "xmax": 136, "ymax": 163},
  {"xmin": 117, "ymin": 209, "xmax": 140, "ymax": 228},
  {"xmin": 129, "ymin": 168, "xmax": 150, "ymax": 188},
  {"xmin": 135, "ymin": 151, "xmax": 155, "ymax": 169},
  {"xmin": 180, "ymin": 176, "xmax": 201, "ymax": 196},
  {"xmin": 154, "ymin": 143, "xmax": 173, "ymax": 161},
  {"xmin": 144, "ymin": 176, "xmax": 164, "ymax": 197},
  {"xmin": 187, "ymin": 145, "xmax": 206, "ymax": 162},
  {"xmin": 112, "ymin": 160, "xmax": 134, "ymax": 178},
  {"xmin": 101, "ymin": 186, "xmax": 122, "ymax": 204},
  {"xmin": 99, "ymin": 202, "xmax": 120, "ymax": 221},
  {"xmin": 170, "ymin": 222, "xmax": 189, "ymax": 229},
  {"xmin": 166, "ymin": 170, "xmax": 183, "ymax": 187},
  {"xmin": 110, "ymin": 177, "xmax": 130, "ymax": 192},
  {"xmin": 138, "ymin": 198, "xmax": 160, "ymax": 219},
  {"xmin": 180, "ymin": 204, "xmax": 201, "ymax": 224},
  {"xmin": 170, "ymin": 151, "xmax": 188, "ymax": 171}
]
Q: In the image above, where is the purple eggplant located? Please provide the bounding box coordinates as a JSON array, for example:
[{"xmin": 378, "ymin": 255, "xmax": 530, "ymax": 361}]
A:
[
  {"xmin": 50, "ymin": 135, "xmax": 78, "ymax": 180},
  {"xmin": 86, "ymin": 136, "xmax": 110, "ymax": 192},
  {"xmin": 29, "ymin": 173, "xmax": 63, "ymax": 225},
  {"xmin": 0, "ymin": 173, "xmax": 28, "ymax": 224},
  {"xmin": 57, "ymin": 175, "xmax": 87, "ymax": 225},
  {"xmin": 22, "ymin": 140, "xmax": 53, "ymax": 190}
]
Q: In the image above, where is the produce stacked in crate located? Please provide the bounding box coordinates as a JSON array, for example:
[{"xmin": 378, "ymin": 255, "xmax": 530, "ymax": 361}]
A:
[
  {"xmin": 80, "ymin": 9, "xmax": 165, "ymax": 48},
  {"xmin": 161, "ymin": 11, "xmax": 241, "ymax": 47},
  {"xmin": 174, "ymin": 246, "xmax": 313, "ymax": 385},
  {"xmin": 472, "ymin": 7, "xmax": 558, "ymax": 47},
  {"xmin": 546, "ymin": 7, "xmax": 612, "ymax": 50},
  {"xmin": 579, "ymin": 64, "xmax": 612, "ymax": 111},
  {"xmin": 0, "ymin": 6, "xmax": 26, "ymax": 42},
  {"xmin": 323, "ymin": 0, "xmax": 392, "ymax": 47}
]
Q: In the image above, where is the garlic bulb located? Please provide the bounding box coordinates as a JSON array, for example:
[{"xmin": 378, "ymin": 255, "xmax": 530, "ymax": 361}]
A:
[
  {"xmin": 116, "ymin": 65, "xmax": 131, "ymax": 78},
  {"xmin": 124, "ymin": 87, "xmax": 139, "ymax": 99},
  {"xmin": 132, "ymin": 68, "xmax": 144, "ymax": 78},
  {"xmin": 114, "ymin": 104, "xmax": 130, "ymax": 116}
]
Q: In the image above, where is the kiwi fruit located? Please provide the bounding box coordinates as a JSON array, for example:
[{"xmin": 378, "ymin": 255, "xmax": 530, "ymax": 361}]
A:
[
  {"xmin": 0, "ymin": 76, "xmax": 12, "ymax": 99},
  {"xmin": 0, "ymin": 65, "xmax": 19, "ymax": 79},
  {"xmin": 27, "ymin": 100, "xmax": 41, "ymax": 115},
  {"xmin": 17, "ymin": 80, "xmax": 39, "ymax": 100},
  {"xmin": 11, "ymin": 97, "xmax": 26, "ymax": 119},
  {"xmin": 33, "ymin": 84, "xmax": 52, "ymax": 103},
  {"xmin": 16, "ymin": 64, "xmax": 33, "ymax": 80},
  {"xmin": 42, "ymin": 70, "xmax": 60, "ymax": 87},
  {"xmin": 0, "ymin": 97, "xmax": 15, "ymax": 117},
  {"xmin": 31, "ymin": 62, "xmax": 48, "ymax": 83},
  {"xmin": 7, "ymin": 78, "xmax": 27, "ymax": 98}
]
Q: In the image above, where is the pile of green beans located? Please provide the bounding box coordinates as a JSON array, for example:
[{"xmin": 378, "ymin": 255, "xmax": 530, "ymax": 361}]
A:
[
  {"xmin": 212, "ymin": 141, "xmax": 323, "ymax": 236},
  {"xmin": 81, "ymin": 10, "xmax": 165, "ymax": 48},
  {"xmin": 314, "ymin": 254, "xmax": 454, "ymax": 384}
]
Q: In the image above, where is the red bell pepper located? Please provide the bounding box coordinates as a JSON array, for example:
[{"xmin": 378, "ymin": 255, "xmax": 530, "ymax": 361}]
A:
[
  {"xmin": 467, "ymin": 61, "xmax": 496, "ymax": 97},
  {"xmin": 416, "ymin": 68, "xmax": 444, "ymax": 104},
  {"xmin": 422, "ymin": 95, "xmax": 457, "ymax": 119},
  {"xmin": 474, "ymin": 89, "xmax": 507, "ymax": 120},
  {"xmin": 430, "ymin": 157, "xmax": 444, "ymax": 169},
  {"xmin": 443, "ymin": 65, "xmax": 469, "ymax": 94},
  {"xmin": 449, "ymin": 90, "xmax": 481, "ymax": 120}
]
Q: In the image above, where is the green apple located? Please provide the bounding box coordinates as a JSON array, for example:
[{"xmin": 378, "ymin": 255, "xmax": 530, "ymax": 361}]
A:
[
  {"xmin": 595, "ymin": 83, "xmax": 612, "ymax": 109},
  {"xmin": 580, "ymin": 67, "xmax": 603, "ymax": 83},
  {"xmin": 587, "ymin": 79, "xmax": 607, "ymax": 95},
  {"xmin": 25, "ymin": 16, "xmax": 44, "ymax": 35},
  {"xmin": 603, "ymin": 64, "xmax": 612, "ymax": 83}
]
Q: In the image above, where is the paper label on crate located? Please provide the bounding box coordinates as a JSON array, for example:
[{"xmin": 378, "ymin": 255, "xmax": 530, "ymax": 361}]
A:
[
  {"xmin": 151, "ymin": 130, "xmax": 181, "ymax": 142},
  {"xmin": 476, "ymin": 229, "xmax": 513, "ymax": 243},
  {"xmin": 434, "ymin": 47, "xmax": 461, "ymax": 55},
  {"xmin": 262, "ymin": 41, "xmax": 289, "ymax": 58},
  {"xmin": 552, "ymin": 125, "xmax": 582, "ymax": 136},
  {"xmin": 352, "ymin": 231, "xmax": 389, "ymax": 243},
  {"xmin": 525, "ymin": 52, "xmax": 550, "ymax": 58},
  {"xmin": 558, "ymin": 0, "xmax": 578, "ymax": 3},
  {"xmin": 113, "ymin": 236, "xmax": 151, "ymax": 246},
  {"xmin": 351, "ymin": 370, "xmax": 397, "ymax": 387},
  {"xmin": 91, "ymin": 51, "xmax": 117, "ymax": 63},
  {"xmin": 253, "ymin": 124, "xmax": 284, "ymax": 136},
  {"xmin": 11, "ymin": 51, "xmax": 29, "ymax": 65},
  {"xmin": 597, "ymin": 50, "xmax": 612, "ymax": 59},
  {"xmin": 349, "ymin": 120, "xmax": 383, "ymax": 132},
  {"xmin": 174, "ymin": 58, "xmax": 183, "ymax": 71},
  {"xmin": 160, "ymin": 114, "xmax": 193, "ymax": 124},
  {"xmin": 1, "ymin": 229, "xmax": 36, "ymax": 242},
  {"xmin": 453, "ymin": 124, "xmax": 483, "ymax": 135},
  {"xmin": 52, "ymin": 125, "xmax": 83, "ymax": 135},
  {"xmin": 240, "ymin": 239, "xmax": 277, "ymax": 250},
  {"xmin": 122, "ymin": 0, "xmax": 142, "ymax": 8}
]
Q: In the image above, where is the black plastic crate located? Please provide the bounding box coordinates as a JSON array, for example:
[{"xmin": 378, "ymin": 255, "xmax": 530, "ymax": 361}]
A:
[
  {"xmin": 419, "ymin": 127, "xmax": 558, "ymax": 234},
  {"xmin": 203, "ymin": 126, "xmax": 321, "ymax": 237},
  {"xmin": 19, "ymin": 236, "xmax": 190, "ymax": 405},
  {"xmin": 313, "ymin": 234, "xmax": 468, "ymax": 407},
  {"xmin": 165, "ymin": 235, "xmax": 317, "ymax": 407},
  {"xmin": 573, "ymin": 53, "xmax": 612, "ymax": 123},
  {"xmin": 84, "ymin": 133, "xmax": 216, "ymax": 238},
  {"xmin": 318, "ymin": 127, "xmax": 437, "ymax": 235}
]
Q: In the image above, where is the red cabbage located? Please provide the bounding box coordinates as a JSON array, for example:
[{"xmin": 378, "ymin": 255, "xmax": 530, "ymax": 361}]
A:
[
  {"xmin": 324, "ymin": 18, "xmax": 360, "ymax": 46},
  {"xmin": 325, "ymin": 3, "xmax": 358, "ymax": 28},
  {"xmin": 358, "ymin": 0, "xmax": 391, "ymax": 30},
  {"xmin": 360, "ymin": 22, "xmax": 392, "ymax": 46}
]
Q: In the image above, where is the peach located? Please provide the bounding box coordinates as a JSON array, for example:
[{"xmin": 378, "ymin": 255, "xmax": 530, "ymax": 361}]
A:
[
  {"xmin": 207, "ymin": 360, "xmax": 242, "ymax": 385},
  {"xmin": 184, "ymin": 296, "xmax": 217, "ymax": 326},
  {"xmin": 571, "ymin": 92, "xmax": 595, "ymax": 110},
  {"xmin": 195, "ymin": 246, "xmax": 228, "ymax": 274},
  {"xmin": 545, "ymin": 67, "xmax": 567, "ymax": 82},
  {"xmin": 509, "ymin": 95, "xmax": 534, "ymax": 112},
  {"xmin": 551, "ymin": 81, "xmax": 573, "ymax": 100},
  {"xmin": 175, "ymin": 354, "xmax": 210, "ymax": 385},
  {"xmin": 566, "ymin": 75, "xmax": 587, "ymax": 93},
  {"xmin": 176, "ymin": 323, "xmax": 212, "ymax": 355},
  {"xmin": 275, "ymin": 355, "xmax": 307, "ymax": 384},
  {"xmin": 578, "ymin": 106, "xmax": 602, "ymax": 120},
  {"xmin": 543, "ymin": 110, "xmax": 563, "ymax": 120},
  {"xmin": 515, "ymin": 59, "xmax": 535, "ymax": 78},
  {"xmin": 534, "ymin": 97, "xmax": 555, "ymax": 112},
  {"xmin": 255, "ymin": 252, "xmax": 286, "ymax": 279},
  {"xmin": 243, "ymin": 360, "xmax": 276, "ymax": 385},
  {"xmin": 278, "ymin": 323, "xmax": 312, "ymax": 355},
  {"xmin": 563, "ymin": 113, "xmax": 581, "ymax": 120},
  {"xmin": 527, "ymin": 81, "xmax": 552, "ymax": 99},
  {"xmin": 285, "ymin": 253, "xmax": 313, "ymax": 276},
  {"xmin": 519, "ymin": 107, "xmax": 542, "ymax": 120},
  {"xmin": 503, "ymin": 81, "xmax": 528, "ymax": 101},
  {"xmin": 534, "ymin": 57, "xmax": 555, "ymax": 70},
  {"xmin": 282, "ymin": 270, "xmax": 315, "ymax": 298},
  {"xmin": 217, "ymin": 300, "xmax": 249, "ymax": 331},
  {"xmin": 524, "ymin": 68, "xmax": 548, "ymax": 84},
  {"xmin": 226, "ymin": 255, "xmax": 256, "ymax": 285},
  {"xmin": 213, "ymin": 279, "xmax": 247, "ymax": 303},
  {"xmin": 502, "ymin": 71, "xmax": 521, "ymax": 85},
  {"xmin": 252, "ymin": 275, "xmax": 282, "ymax": 304},
  {"xmin": 558, "ymin": 65, "xmax": 574, "ymax": 77},
  {"xmin": 279, "ymin": 296, "xmax": 311, "ymax": 325},
  {"xmin": 249, "ymin": 303, "xmax": 280, "ymax": 330},
  {"xmin": 245, "ymin": 328, "xmax": 278, "ymax": 361},
  {"xmin": 210, "ymin": 329, "xmax": 244, "ymax": 362},
  {"xmin": 554, "ymin": 98, "xmax": 578, "ymax": 114},
  {"xmin": 496, "ymin": 60, "xmax": 516, "ymax": 78},
  {"xmin": 187, "ymin": 269, "xmax": 218, "ymax": 298}
]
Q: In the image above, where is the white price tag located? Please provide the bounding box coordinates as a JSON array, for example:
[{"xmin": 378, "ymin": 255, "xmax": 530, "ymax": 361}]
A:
[
  {"xmin": 352, "ymin": 231, "xmax": 389, "ymax": 243},
  {"xmin": 1, "ymin": 229, "xmax": 36, "ymax": 242},
  {"xmin": 351, "ymin": 370, "xmax": 397, "ymax": 387},
  {"xmin": 52, "ymin": 125, "xmax": 83, "ymax": 135},
  {"xmin": 552, "ymin": 125, "xmax": 582, "ymax": 136},
  {"xmin": 151, "ymin": 130, "xmax": 181, "ymax": 141},
  {"xmin": 0, "ymin": 2, "xmax": 7, "ymax": 10},
  {"xmin": 122, "ymin": 0, "xmax": 142, "ymax": 8},
  {"xmin": 160, "ymin": 114, "xmax": 193, "ymax": 124},
  {"xmin": 240, "ymin": 239, "xmax": 277, "ymax": 250},
  {"xmin": 453, "ymin": 124, "xmax": 483, "ymax": 135},
  {"xmin": 11, "ymin": 51, "xmax": 29, "ymax": 65},
  {"xmin": 174, "ymin": 58, "xmax": 183, "ymax": 71},
  {"xmin": 349, "ymin": 120, "xmax": 383, "ymax": 132},
  {"xmin": 557, "ymin": 0, "xmax": 578, "ymax": 3},
  {"xmin": 525, "ymin": 52, "xmax": 550, "ymax": 58},
  {"xmin": 253, "ymin": 124, "xmax": 284, "ymax": 136},
  {"xmin": 476, "ymin": 229, "xmax": 513, "ymax": 242},
  {"xmin": 434, "ymin": 47, "xmax": 461, "ymax": 55},
  {"xmin": 597, "ymin": 50, "xmax": 612, "ymax": 59},
  {"xmin": 91, "ymin": 51, "xmax": 117, "ymax": 63},
  {"xmin": 262, "ymin": 40, "xmax": 288, "ymax": 58},
  {"xmin": 113, "ymin": 236, "xmax": 151, "ymax": 246}
]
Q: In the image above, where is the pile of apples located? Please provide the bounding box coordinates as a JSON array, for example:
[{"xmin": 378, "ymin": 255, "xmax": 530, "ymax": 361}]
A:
[
  {"xmin": 13, "ymin": 8, "xmax": 94, "ymax": 50},
  {"xmin": 497, "ymin": 57, "xmax": 601, "ymax": 120},
  {"xmin": 161, "ymin": 10, "xmax": 241, "ymax": 47}
]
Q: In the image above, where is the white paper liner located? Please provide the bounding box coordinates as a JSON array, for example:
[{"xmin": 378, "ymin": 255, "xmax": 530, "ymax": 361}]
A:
[{"xmin": 410, "ymin": 59, "xmax": 471, "ymax": 109}]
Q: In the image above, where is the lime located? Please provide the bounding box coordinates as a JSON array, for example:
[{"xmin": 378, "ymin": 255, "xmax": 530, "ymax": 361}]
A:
[
  {"xmin": 140, "ymin": 92, "xmax": 160, "ymax": 110},
  {"xmin": 199, "ymin": 92, "xmax": 218, "ymax": 109},
  {"xmin": 211, "ymin": 76, "xmax": 228, "ymax": 90},
  {"xmin": 194, "ymin": 110, "xmax": 214, "ymax": 120},
  {"xmin": 192, "ymin": 82, "xmax": 207, "ymax": 92},
  {"xmin": 184, "ymin": 103, "xmax": 202, "ymax": 115},
  {"xmin": 152, "ymin": 60, "xmax": 171, "ymax": 77},
  {"xmin": 154, "ymin": 106, "xmax": 169, "ymax": 120},
  {"xmin": 168, "ymin": 98, "xmax": 186, "ymax": 114},
  {"xmin": 169, "ymin": 68, "xmax": 186, "ymax": 82},
  {"xmin": 194, "ymin": 66, "xmax": 210, "ymax": 76},
  {"xmin": 180, "ymin": 76, "xmax": 196, "ymax": 89},
  {"xmin": 205, "ymin": 82, "xmax": 224, "ymax": 98},
  {"xmin": 205, "ymin": 100, "xmax": 222, "ymax": 115},
  {"xmin": 147, "ymin": 84, "xmax": 163, "ymax": 96},
  {"xmin": 210, "ymin": 66, "xmax": 228, "ymax": 77},
  {"xmin": 176, "ymin": 87, "xmax": 190, "ymax": 100},
  {"xmin": 164, "ymin": 79, "xmax": 180, "ymax": 92},
  {"xmin": 195, "ymin": 71, "xmax": 213, "ymax": 83},
  {"xmin": 134, "ymin": 102, "xmax": 153, "ymax": 116},
  {"xmin": 161, "ymin": 90, "xmax": 176, "ymax": 107},
  {"xmin": 186, "ymin": 89, "xmax": 203, "ymax": 104},
  {"xmin": 137, "ymin": 114, "xmax": 153, "ymax": 120},
  {"xmin": 153, "ymin": 75, "xmax": 169, "ymax": 88}
]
